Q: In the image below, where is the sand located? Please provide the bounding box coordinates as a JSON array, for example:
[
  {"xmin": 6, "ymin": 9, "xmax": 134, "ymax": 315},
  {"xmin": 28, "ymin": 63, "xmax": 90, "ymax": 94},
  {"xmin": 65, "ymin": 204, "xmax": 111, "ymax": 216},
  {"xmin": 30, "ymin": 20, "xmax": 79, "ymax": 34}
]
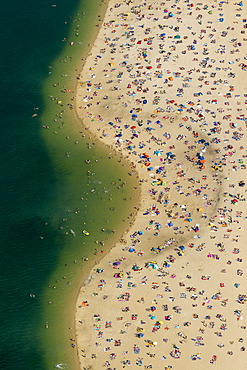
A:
[{"xmin": 75, "ymin": 0, "xmax": 247, "ymax": 369}]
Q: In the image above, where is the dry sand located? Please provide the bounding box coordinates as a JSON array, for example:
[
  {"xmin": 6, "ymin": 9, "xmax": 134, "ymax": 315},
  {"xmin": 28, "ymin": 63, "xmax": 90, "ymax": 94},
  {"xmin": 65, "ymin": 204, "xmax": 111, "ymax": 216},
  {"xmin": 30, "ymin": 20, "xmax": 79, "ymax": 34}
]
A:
[{"xmin": 75, "ymin": 0, "xmax": 247, "ymax": 368}]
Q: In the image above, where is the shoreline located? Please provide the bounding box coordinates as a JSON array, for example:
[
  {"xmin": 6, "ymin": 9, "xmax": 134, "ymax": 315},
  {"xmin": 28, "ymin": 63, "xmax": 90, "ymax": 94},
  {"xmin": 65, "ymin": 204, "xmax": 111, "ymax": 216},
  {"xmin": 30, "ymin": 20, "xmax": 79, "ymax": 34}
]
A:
[
  {"xmin": 75, "ymin": 0, "xmax": 247, "ymax": 369},
  {"xmin": 39, "ymin": 1, "xmax": 144, "ymax": 369}
]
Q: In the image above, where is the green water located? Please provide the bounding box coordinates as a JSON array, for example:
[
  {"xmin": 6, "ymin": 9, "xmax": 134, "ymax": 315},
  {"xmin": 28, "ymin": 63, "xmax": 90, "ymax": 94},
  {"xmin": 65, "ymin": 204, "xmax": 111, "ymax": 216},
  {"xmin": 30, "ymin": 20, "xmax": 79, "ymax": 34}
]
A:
[
  {"xmin": 0, "ymin": 0, "xmax": 139, "ymax": 369},
  {"xmin": 39, "ymin": 1, "xmax": 139, "ymax": 369}
]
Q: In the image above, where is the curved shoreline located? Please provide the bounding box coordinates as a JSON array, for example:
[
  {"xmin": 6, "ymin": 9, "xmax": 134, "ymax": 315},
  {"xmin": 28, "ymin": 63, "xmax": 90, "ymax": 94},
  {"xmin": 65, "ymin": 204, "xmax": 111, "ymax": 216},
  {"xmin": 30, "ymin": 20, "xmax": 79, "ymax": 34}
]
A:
[
  {"xmin": 75, "ymin": 1, "xmax": 247, "ymax": 369},
  {"xmin": 38, "ymin": 1, "xmax": 144, "ymax": 369}
]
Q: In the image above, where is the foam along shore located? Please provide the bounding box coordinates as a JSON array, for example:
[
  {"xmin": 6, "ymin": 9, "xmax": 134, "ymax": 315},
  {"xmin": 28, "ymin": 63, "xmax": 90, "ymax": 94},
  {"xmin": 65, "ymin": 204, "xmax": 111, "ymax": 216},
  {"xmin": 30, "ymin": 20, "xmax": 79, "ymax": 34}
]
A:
[{"xmin": 75, "ymin": 0, "xmax": 247, "ymax": 369}]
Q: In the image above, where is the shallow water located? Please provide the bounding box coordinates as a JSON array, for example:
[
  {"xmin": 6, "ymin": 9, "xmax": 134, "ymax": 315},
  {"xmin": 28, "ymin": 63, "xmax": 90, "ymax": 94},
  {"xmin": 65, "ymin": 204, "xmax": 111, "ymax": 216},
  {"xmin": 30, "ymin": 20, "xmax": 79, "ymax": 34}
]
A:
[{"xmin": 0, "ymin": 1, "xmax": 138, "ymax": 369}]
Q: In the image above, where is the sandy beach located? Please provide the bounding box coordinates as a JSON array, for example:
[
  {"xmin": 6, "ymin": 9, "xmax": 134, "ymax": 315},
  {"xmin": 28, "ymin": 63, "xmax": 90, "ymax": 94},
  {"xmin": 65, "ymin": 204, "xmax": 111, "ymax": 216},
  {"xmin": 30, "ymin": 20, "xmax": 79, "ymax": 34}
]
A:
[{"xmin": 75, "ymin": 0, "xmax": 247, "ymax": 368}]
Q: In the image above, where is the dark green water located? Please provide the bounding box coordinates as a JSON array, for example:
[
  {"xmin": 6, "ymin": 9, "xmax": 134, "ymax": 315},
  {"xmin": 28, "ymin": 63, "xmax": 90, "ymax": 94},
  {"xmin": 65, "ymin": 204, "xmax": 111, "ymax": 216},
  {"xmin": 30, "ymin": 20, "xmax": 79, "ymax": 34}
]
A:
[{"xmin": 0, "ymin": 1, "xmax": 137, "ymax": 369}]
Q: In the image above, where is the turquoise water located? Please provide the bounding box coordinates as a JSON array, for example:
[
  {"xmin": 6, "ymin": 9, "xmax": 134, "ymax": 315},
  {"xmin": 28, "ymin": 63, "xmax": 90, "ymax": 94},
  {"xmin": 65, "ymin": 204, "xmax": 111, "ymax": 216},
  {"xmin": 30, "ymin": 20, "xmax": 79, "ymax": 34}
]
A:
[{"xmin": 0, "ymin": 1, "xmax": 137, "ymax": 369}]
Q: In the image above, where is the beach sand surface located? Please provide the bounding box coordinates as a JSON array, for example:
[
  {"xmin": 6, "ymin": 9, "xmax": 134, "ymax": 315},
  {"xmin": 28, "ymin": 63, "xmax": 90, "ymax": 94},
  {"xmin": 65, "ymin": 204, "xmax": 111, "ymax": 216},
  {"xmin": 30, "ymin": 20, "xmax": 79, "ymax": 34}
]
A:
[{"xmin": 75, "ymin": 0, "xmax": 247, "ymax": 368}]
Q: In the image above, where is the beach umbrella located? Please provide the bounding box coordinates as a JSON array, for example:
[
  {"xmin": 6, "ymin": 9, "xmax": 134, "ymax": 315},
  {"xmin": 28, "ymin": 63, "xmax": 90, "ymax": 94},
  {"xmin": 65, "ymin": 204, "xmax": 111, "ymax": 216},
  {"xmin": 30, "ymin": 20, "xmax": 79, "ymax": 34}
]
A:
[
  {"xmin": 129, "ymin": 247, "xmax": 135, "ymax": 253},
  {"xmin": 184, "ymin": 218, "xmax": 192, "ymax": 222},
  {"xmin": 138, "ymin": 231, "xmax": 143, "ymax": 235},
  {"xmin": 136, "ymin": 333, "xmax": 144, "ymax": 338},
  {"xmin": 143, "ymin": 99, "xmax": 148, "ymax": 104},
  {"xmin": 114, "ymin": 272, "xmax": 123, "ymax": 278},
  {"xmin": 146, "ymin": 261, "xmax": 158, "ymax": 269},
  {"xmin": 137, "ymin": 327, "xmax": 145, "ymax": 333},
  {"xmin": 81, "ymin": 301, "xmax": 88, "ymax": 307},
  {"xmin": 132, "ymin": 264, "xmax": 141, "ymax": 271}
]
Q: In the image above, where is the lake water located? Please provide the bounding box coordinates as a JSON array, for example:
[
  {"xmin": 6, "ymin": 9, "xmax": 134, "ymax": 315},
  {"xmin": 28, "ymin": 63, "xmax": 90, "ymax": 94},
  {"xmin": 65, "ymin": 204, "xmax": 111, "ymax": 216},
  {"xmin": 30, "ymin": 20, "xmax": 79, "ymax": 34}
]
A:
[{"xmin": 0, "ymin": 1, "xmax": 138, "ymax": 369}]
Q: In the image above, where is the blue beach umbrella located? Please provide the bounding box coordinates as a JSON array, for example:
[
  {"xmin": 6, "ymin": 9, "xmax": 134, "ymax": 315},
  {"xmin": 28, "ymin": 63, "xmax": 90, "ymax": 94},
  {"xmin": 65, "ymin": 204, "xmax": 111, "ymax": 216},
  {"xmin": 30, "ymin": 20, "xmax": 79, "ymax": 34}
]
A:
[{"xmin": 136, "ymin": 333, "xmax": 144, "ymax": 338}]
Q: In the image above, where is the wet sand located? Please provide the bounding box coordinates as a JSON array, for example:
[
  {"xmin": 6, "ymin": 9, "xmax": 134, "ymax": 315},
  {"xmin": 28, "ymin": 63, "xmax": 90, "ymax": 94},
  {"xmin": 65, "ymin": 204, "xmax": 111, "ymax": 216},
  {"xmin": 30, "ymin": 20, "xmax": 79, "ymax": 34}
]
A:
[{"xmin": 75, "ymin": 0, "xmax": 247, "ymax": 369}]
